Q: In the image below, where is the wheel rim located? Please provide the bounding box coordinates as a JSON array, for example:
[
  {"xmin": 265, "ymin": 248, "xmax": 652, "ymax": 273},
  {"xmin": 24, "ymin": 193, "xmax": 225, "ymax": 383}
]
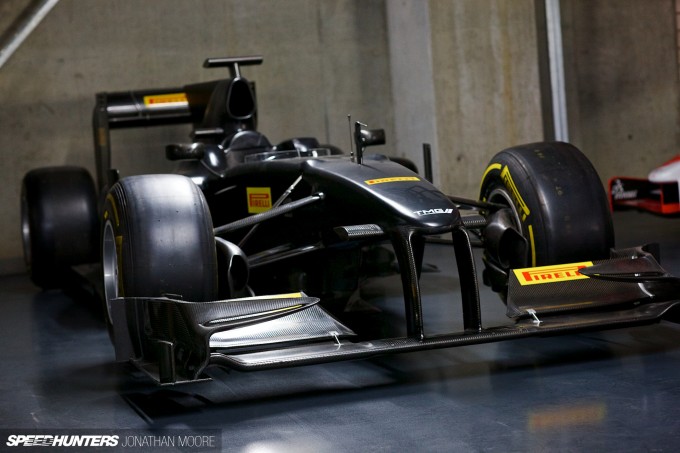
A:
[
  {"xmin": 20, "ymin": 187, "xmax": 32, "ymax": 268},
  {"xmin": 487, "ymin": 185, "xmax": 541, "ymax": 268},
  {"xmin": 102, "ymin": 220, "xmax": 119, "ymax": 321},
  {"xmin": 487, "ymin": 187, "xmax": 522, "ymax": 232}
]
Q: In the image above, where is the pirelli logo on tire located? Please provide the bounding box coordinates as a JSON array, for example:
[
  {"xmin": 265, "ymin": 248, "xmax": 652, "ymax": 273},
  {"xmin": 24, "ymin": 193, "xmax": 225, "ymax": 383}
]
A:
[
  {"xmin": 500, "ymin": 165, "xmax": 530, "ymax": 221},
  {"xmin": 513, "ymin": 262, "xmax": 593, "ymax": 286}
]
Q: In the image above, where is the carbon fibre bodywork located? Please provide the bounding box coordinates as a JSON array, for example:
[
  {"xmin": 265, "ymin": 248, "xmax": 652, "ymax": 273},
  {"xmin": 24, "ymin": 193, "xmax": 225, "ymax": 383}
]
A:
[
  {"xmin": 89, "ymin": 57, "xmax": 680, "ymax": 385},
  {"xmin": 111, "ymin": 246, "xmax": 680, "ymax": 384}
]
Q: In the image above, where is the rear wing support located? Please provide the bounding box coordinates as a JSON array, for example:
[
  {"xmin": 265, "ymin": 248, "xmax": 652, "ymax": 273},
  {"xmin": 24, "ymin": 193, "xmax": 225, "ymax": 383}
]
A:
[{"xmin": 92, "ymin": 88, "xmax": 193, "ymax": 191}]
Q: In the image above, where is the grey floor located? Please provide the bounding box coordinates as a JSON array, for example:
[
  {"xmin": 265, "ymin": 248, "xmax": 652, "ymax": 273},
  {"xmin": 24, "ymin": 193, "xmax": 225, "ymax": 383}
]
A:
[{"xmin": 1, "ymin": 210, "xmax": 680, "ymax": 452}]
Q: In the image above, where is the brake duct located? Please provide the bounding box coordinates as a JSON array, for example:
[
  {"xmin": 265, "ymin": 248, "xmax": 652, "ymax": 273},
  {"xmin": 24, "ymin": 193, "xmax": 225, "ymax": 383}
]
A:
[{"xmin": 482, "ymin": 207, "xmax": 528, "ymax": 270}]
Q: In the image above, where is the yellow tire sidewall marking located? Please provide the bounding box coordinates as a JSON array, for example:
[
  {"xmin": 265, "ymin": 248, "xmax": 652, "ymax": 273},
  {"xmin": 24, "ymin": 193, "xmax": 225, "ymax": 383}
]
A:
[
  {"xmin": 499, "ymin": 165, "xmax": 530, "ymax": 221},
  {"xmin": 528, "ymin": 224, "xmax": 536, "ymax": 267},
  {"xmin": 480, "ymin": 163, "xmax": 503, "ymax": 198},
  {"xmin": 105, "ymin": 193, "xmax": 120, "ymax": 227},
  {"xmin": 481, "ymin": 162, "xmax": 536, "ymax": 266}
]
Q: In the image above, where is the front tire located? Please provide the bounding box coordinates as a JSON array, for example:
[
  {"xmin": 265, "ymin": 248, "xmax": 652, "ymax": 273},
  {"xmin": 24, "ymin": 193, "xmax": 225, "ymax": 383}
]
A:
[
  {"xmin": 101, "ymin": 174, "xmax": 218, "ymax": 329},
  {"xmin": 479, "ymin": 142, "xmax": 614, "ymax": 293}
]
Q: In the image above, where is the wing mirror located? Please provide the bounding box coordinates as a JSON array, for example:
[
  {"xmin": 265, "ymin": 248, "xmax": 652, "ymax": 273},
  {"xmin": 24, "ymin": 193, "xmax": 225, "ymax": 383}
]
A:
[
  {"xmin": 353, "ymin": 122, "xmax": 385, "ymax": 164},
  {"xmin": 166, "ymin": 142, "xmax": 206, "ymax": 161}
]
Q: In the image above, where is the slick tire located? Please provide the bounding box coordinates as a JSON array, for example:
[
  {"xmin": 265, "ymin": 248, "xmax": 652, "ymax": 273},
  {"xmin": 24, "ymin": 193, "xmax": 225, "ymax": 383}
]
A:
[
  {"xmin": 21, "ymin": 166, "xmax": 99, "ymax": 289},
  {"xmin": 479, "ymin": 142, "xmax": 614, "ymax": 293},
  {"xmin": 101, "ymin": 174, "xmax": 218, "ymax": 331}
]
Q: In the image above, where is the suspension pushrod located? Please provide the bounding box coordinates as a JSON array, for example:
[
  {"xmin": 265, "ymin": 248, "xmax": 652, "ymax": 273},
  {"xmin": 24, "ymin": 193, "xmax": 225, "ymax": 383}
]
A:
[{"xmin": 214, "ymin": 193, "xmax": 324, "ymax": 236}]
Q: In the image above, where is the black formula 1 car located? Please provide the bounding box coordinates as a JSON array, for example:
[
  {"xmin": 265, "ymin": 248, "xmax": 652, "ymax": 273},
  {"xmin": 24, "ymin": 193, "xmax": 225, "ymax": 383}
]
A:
[{"xmin": 21, "ymin": 56, "xmax": 680, "ymax": 385}]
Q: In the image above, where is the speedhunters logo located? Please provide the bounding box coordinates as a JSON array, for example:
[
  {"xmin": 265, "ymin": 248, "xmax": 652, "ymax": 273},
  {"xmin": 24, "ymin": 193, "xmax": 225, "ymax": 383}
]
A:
[
  {"xmin": 414, "ymin": 208, "xmax": 454, "ymax": 216},
  {"xmin": 2, "ymin": 429, "xmax": 221, "ymax": 450},
  {"xmin": 6, "ymin": 435, "xmax": 118, "ymax": 447}
]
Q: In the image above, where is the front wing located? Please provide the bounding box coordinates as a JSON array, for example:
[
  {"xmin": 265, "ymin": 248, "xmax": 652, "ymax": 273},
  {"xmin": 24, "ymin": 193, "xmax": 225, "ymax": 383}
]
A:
[
  {"xmin": 609, "ymin": 176, "xmax": 680, "ymax": 215},
  {"xmin": 111, "ymin": 245, "xmax": 680, "ymax": 385}
]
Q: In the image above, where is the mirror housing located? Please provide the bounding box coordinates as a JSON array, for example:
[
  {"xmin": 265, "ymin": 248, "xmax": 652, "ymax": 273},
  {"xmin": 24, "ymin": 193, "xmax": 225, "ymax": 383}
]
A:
[
  {"xmin": 166, "ymin": 142, "xmax": 206, "ymax": 161},
  {"xmin": 353, "ymin": 122, "xmax": 385, "ymax": 164}
]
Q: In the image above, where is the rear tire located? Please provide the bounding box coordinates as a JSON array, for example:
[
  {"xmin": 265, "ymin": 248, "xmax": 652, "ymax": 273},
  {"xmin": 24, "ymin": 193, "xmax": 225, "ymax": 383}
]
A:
[
  {"xmin": 101, "ymin": 174, "xmax": 218, "ymax": 330},
  {"xmin": 479, "ymin": 142, "xmax": 614, "ymax": 293},
  {"xmin": 21, "ymin": 166, "xmax": 98, "ymax": 289}
]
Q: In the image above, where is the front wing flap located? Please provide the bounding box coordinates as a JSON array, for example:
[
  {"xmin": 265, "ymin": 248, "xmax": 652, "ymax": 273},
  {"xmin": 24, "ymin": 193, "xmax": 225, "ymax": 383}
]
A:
[
  {"xmin": 112, "ymin": 247, "xmax": 680, "ymax": 385},
  {"xmin": 507, "ymin": 245, "xmax": 680, "ymax": 318},
  {"xmin": 110, "ymin": 293, "xmax": 355, "ymax": 384}
]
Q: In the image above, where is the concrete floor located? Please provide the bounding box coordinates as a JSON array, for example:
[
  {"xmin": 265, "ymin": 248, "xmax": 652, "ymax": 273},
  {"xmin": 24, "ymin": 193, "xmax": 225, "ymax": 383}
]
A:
[{"xmin": 1, "ymin": 210, "xmax": 680, "ymax": 452}]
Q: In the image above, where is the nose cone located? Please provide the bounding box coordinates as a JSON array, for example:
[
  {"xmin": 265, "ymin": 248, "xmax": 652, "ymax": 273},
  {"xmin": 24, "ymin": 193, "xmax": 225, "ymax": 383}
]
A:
[{"xmin": 304, "ymin": 158, "xmax": 460, "ymax": 230}]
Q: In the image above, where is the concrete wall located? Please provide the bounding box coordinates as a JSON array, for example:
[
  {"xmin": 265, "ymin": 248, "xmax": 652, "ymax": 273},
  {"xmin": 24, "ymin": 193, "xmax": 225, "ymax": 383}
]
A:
[
  {"xmin": 428, "ymin": 0, "xmax": 544, "ymax": 196},
  {"xmin": 386, "ymin": 0, "xmax": 439, "ymax": 182},
  {"xmin": 561, "ymin": 0, "xmax": 680, "ymax": 174},
  {"xmin": 1, "ymin": 0, "xmax": 678, "ymax": 275},
  {"xmin": 389, "ymin": 0, "xmax": 680, "ymax": 196},
  {"xmin": 386, "ymin": 0, "xmax": 543, "ymax": 196},
  {"xmin": 0, "ymin": 0, "xmax": 394, "ymax": 273}
]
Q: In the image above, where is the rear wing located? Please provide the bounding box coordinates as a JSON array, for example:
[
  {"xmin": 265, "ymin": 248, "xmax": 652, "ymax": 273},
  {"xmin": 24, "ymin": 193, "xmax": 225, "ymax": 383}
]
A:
[{"xmin": 92, "ymin": 55, "xmax": 263, "ymax": 191}]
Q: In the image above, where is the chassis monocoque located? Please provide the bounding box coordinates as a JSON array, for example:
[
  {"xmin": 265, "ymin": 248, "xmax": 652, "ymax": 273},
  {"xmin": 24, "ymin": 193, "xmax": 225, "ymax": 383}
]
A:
[{"xmin": 21, "ymin": 56, "xmax": 680, "ymax": 385}]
